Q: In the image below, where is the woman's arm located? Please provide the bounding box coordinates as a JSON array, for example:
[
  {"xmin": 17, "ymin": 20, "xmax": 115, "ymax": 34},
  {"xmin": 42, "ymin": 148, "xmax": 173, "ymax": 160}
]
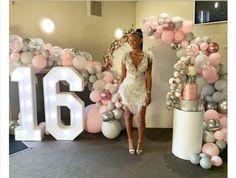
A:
[{"xmin": 119, "ymin": 59, "xmax": 126, "ymax": 85}]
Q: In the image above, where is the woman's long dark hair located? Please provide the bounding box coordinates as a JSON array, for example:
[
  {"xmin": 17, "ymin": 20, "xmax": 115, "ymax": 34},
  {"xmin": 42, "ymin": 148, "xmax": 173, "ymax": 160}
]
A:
[{"xmin": 131, "ymin": 28, "xmax": 143, "ymax": 50}]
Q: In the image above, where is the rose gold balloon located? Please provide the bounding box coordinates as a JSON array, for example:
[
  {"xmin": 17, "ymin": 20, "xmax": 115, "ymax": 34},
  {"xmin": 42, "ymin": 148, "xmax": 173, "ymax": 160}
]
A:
[{"xmin": 207, "ymin": 42, "xmax": 219, "ymax": 53}]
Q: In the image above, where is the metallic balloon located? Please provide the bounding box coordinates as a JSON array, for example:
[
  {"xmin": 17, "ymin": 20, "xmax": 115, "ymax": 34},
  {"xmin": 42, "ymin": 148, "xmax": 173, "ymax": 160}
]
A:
[
  {"xmin": 218, "ymin": 99, "xmax": 227, "ymax": 114},
  {"xmin": 79, "ymin": 69, "xmax": 89, "ymax": 80},
  {"xmin": 102, "ymin": 111, "xmax": 114, "ymax": 122},
  {"xmin": 205, "ymin": 102, "xmax": 217, "ymax": 110},
  {"xmin": 207, "ymin": 42, "xmax": 219, "ymax": 53},
  {"xmin": 9, "ymin": 121, "xmax": 18, "ymax": 135},
  {"xmin": 112, "ymin": 108, "xmax": 124, "ymax": 120},
  {"xmin": 216, "ymin": 140, "xmax": 226, "ymax": 150},
  {"xmin": 206, "ymin": 119, "xmax": 221, "ymax": 131},
  {"xmin": 170, "ymin": 43, "xmax": 181, "ymax": 50},
  {"xmin": 203, "ymin": 130, "xmax": 216, "ymax": 143}
]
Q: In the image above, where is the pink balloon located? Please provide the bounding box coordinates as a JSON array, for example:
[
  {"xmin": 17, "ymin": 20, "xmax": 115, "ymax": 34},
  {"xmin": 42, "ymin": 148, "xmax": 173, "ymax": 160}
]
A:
[
  {"xmin": 161, "ymin": 30, "xmax": 175, "ymax": 44},
  {"xmin": 89, "ymin": 90, "xmax": 101, "ymax": 102},
  {"xmin": 206, "ymin": 74, "xmax": 219, "ymax": 84},
  {"xmin": 101, "ymin": 99, "xmax": 110, "ymax": 105},
  {"xmin": 220, "ymin": 117, "xmax": 227, "ymax": 128},
  {"xmin": 202, "ymin": 143, "xmax": 220, "ymax": 157},
  {"xmin": 43, "ymin": 43, "xmax": 55, "ymax": 58},
  {"xmin": 153, "ymin": 31, "xmax": 162, "ymax": 39},
  {"xmin": 105, "ymin": 83, "xmax": 113, "ymax": 90},
  {"xmin": 92, "ymin": 61, "xmax": 102, "ymax": 73},
  {"xmin": 204, "ymin": 109, "xmax": 219, "ymax": 121},
  {"xmin": 211, "ymin": 156, "xmax": 223, "ymax": 166},
  {"xmin": 9, "ymin": 35, "xmax": 23, "ymax": 52},
  {"xmin": 174, "ymin": 31, "xmax": 185, "ymax": 42},
  {"xmin": 115, "ymin": 101, "xmax": 122, "ymax": 108},
  {"xmin": 209, "ymin": 53, "xmax": 221, "ymax": 66},
  {"xmin": 10, "ymin": 52, "xmax": 21, "ymax": 61},
  {"xmin": 61, "ymin": 48, "xmax": 71, "ymax": 59},
  {"xmin": 180, "ymin": 20, "xmax": 194, "ymax": 33},
  {"xmin": 180, "ymin": 40, "xmax": 189, "ymax": 48},
  {"xmin": 62, "ymin": 56, "xmax": 73, "ymax": 67},
  {"xmin": 200, "ymin": 42, "xmax": 209, "ymax": 51},
  {"xmin": 156, "ymin": 25, "xmax": 164, "ymax": 33},
  {"xmin": 84, "ymin": 104, "xmax": 102, "ymax": 133},
  {"xmin": 102, "ymin": 71, "xmax": 114, "ymax": 83},
  {"xmin": 32, "ymin": 55, "xmax": 47, "ymax": 69},
  {"xmin": 143, "ymin": 21, "xmax": 151, "ymax": 29},
  {"xmin": 214, "ymin": 130, "xmax": 225, "ymax": 140},
  {"xmin": 202, "ymin": 65, "xmax": 218, "ymax": 79},
  {"xmin": 100, "ymin": 89, "xmax": 112, "ymax": 100},
  {"xmin": 219, "ymin": 113, "xmax": 227, "ymax": 119},
  {"xmin": 99, "ymin": 105, "xmax": 109, "ymax": 114}
]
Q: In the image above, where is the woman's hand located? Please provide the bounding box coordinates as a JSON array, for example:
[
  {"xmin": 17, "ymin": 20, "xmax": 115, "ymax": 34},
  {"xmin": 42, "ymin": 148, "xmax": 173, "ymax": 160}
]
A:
[{"xmin": 145, "ymin": 93, "xmax": 152, "ymax": 106}]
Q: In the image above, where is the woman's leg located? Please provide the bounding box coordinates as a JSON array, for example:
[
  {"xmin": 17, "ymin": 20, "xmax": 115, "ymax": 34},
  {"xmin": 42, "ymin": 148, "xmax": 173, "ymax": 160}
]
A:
[
  {"xmin": 124, "ymin": 106, "xmax": 135, "ymax": 154},
  {"xmin": 136, "ymin": 106, "xmax": 146, "ymax": 154}
]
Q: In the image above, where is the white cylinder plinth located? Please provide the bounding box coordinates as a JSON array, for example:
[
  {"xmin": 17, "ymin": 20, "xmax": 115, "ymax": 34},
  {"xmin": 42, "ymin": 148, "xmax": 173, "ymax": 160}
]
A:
[{"xmin": 172, "ymin": 109, "xmax": 204, "ymax": 160}]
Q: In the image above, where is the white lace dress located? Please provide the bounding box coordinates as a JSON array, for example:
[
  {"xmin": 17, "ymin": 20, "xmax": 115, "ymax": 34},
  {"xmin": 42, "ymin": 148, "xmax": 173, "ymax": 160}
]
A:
[{"xmin": 118, "ymin": 51, "xmax": 151, "ymax": 114}]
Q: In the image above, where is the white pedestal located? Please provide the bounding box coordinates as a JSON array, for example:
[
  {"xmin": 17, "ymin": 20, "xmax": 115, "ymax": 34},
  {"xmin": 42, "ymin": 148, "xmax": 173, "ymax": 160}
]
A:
[{"xmin": 172, "ymin": 109, "xmax": 204, "ymax": 160}]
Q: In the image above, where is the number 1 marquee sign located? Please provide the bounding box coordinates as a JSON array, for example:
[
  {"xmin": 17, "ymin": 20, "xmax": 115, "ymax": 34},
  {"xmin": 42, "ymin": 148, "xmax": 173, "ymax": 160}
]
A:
[{"xmin": 11, "ymin": 67, "xmax": 85, "ymax": 141}]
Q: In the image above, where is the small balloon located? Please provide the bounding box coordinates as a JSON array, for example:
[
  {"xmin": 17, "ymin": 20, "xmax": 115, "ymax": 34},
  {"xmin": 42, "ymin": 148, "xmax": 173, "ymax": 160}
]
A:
[
  {"xmin": 218, "ymin": 99, "xmax": 227, "ymax": 114},
  {"xmin": 208, "ymin": 42, "xmax": 219, "ymax": 53},
  {"xmin": 189, "ymin": 153, "xmax": 200, "ymax": 164},
  {"xmin": 200, "ymin": 157, "xmax": 212, "ymax": 169},
  {"xmin": 112, "ymin": 108, "xmax": 123, "ymax": 120},
  {"xmin": 102, "ymin": 111, "xmax": 114, "ymax": 122}
]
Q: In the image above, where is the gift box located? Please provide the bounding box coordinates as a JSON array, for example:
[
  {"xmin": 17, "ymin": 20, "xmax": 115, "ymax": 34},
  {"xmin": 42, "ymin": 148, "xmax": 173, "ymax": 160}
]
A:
[{"xmin": 182, "ymin": 83, "xmax": 198, "ymax": 100}]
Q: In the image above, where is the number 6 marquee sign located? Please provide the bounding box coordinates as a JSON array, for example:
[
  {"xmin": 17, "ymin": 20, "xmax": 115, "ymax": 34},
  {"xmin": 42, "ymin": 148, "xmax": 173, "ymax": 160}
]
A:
[{"xmin": 11, "ymin": 67, "xmax": 85, "ymax": 141}]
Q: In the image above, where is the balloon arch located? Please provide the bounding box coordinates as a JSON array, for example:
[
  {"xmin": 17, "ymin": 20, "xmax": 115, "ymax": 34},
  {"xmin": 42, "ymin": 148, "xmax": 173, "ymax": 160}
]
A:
[{"xmin": 9, "ymin": 13, "xmax": 227, "ymax": 169}]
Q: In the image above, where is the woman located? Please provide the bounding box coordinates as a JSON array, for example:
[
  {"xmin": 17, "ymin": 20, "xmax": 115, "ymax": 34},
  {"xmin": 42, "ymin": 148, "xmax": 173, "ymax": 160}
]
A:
[{"xmin": 118, "ymin": 28, "xmax": 152, "ymax": 155}]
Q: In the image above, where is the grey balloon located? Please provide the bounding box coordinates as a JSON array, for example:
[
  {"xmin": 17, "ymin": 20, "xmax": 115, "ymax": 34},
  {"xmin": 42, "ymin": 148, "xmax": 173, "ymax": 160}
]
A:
[
  {"xmin": 203, "ymin": 36, "xmax": 211, "ymax": 43},
  {"xmin": 200, "ymin": 157, "xmax": 212, "ymax": 169},
  {"xmin": 205, "ymin": 96, "xmax": 213, "ymax": 103},
  {"xmin": 218, "ymin": 99, "xmax": 227, "ymax": 114},
  {"xmin": 201, "ymin": 84, "xmax": 215, "ymax": 97},
  {"xmin": 102, "ymin": 111, "xmax": 114, "ymax": 122},
  {"xmin": 88, "ymin": 67, "xmax": 97, "ymax": 75},
  {"xmin": 189, "ymin": 153, "xmax": 200, "ymax": 164},
  {"xmin": 212, "ymin": 91, "xmax": 224, "ymax": 103},
  {"xmin": 216, "ymin": 140, "xmax": 226, "ymax": 150},
  {"xmin": 88, "ymin": 75, "xmax": 98, "ymax": 83},
  {"xmin": 199, "ymin": 153, "xmax": 210, "ymax": 159},
  {"xmin": 107, "ymin": 102, "xmax": 115, "ymax": 110},
  {"xmin": 9, "ymin": 121, "xmax": 18, "ymax": 135},
  {"xmin": 218, "ymin": 64, "xmax": 227, "ymax": 76},
  {"xmin": 112, "ymin": 108, "xmax": 124, "ymax": 120},
  {"xmin": 185, "ymin": 32, "xmax": 194, "ymax": 41},
  {"xmin": 214, "ymin": 80, "xmax": 227, "ymax": 91}
]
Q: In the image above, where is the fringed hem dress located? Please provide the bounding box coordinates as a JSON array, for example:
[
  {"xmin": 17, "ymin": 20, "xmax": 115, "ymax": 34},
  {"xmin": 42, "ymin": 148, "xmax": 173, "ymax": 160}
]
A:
[{"xmin": 118, "ymin": 51, "xmax": 152, "ymax": 114}]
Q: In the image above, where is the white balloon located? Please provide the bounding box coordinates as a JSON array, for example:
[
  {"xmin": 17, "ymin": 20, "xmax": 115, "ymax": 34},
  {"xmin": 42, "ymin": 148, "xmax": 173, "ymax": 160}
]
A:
[{"xmin": 102, "ymin": 120, "xmax": 121, "ymax": 139}]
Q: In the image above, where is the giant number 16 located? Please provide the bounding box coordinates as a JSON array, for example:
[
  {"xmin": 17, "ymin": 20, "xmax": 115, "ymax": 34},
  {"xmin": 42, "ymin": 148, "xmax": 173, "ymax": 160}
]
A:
[{"xmin": 11, "ymin": 67, "xmax": 85, "ymax": 141}]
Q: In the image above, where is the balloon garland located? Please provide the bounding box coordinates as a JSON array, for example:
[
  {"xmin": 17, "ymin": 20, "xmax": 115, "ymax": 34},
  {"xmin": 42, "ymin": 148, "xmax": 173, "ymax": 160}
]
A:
[
  {"xmin": 142, "ymin": 13, "xmax": 227, "ymax": 169},
  {"xmin": 9, "ymin": 34, "xmax": 126, "ymax": 139}
]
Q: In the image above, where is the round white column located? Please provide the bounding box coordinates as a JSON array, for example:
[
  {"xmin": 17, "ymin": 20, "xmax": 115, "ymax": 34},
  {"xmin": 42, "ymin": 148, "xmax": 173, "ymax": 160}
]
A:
[{"xmin": 172, "ymin": 108, "xmax": 204, "ymax": 160}]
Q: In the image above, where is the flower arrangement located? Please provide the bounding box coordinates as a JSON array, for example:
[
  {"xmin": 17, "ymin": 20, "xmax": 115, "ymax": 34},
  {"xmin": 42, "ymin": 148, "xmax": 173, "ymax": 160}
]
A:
[{"xmin": 103, "ymin": 25, "xmax": 136, "ymax": 70}]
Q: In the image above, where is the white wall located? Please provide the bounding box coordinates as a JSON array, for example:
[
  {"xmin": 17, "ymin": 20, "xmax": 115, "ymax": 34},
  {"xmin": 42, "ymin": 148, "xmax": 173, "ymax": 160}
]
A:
[
  {"xmin": 136, "ymin": 0, "xmax": 227, "ymax": 128},
  {"xmin": 9, "ymin": 1, "xmax": 136, "ymax": 72}
]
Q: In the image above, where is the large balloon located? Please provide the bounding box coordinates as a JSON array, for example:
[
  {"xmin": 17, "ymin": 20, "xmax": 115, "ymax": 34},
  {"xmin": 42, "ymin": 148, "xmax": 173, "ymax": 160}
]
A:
[
  {"xmin": 84, "ymin": 104, "xmax": 103, "ymax": 133},
  {"xmin": 101, "ymin": 120, "xmax": 121, "ymax": 139}
]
